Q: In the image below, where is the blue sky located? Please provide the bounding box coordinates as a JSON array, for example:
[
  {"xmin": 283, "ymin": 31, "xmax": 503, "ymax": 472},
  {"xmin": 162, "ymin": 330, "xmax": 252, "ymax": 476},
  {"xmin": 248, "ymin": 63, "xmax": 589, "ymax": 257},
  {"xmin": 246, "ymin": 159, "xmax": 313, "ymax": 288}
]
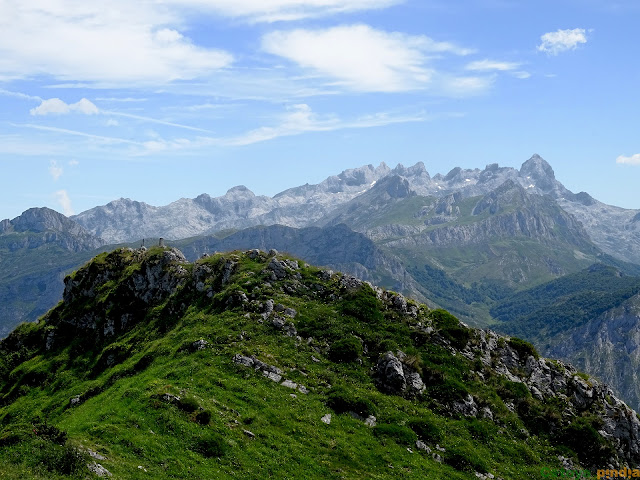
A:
[{"xmin": 1, "ymin": 0, "xmax": 639, "ymax": 220}]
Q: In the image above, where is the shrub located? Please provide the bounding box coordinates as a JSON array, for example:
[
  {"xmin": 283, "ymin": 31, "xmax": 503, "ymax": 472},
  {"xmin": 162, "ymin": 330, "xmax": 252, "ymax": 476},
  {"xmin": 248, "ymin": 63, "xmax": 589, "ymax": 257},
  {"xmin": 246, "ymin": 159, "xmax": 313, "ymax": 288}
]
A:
[
  {"xmin": 507, "ymin": 337, "xmax": 539, "ymax": 359},
  {"xmin": 194, "ymin": 432, "xmax": 227, "ymax": 458},
  {"xmin": 497, "ymin": 380, "xmax": 530, "ymax": 401},
  {"xmin": 178, "ymin": 396, "xmax": 200, "ymax": 413},
  {"xmin": 429, "ymin": 309, "xmax": 470, "ymax": 349},
  {"xmin": 341, "ymin": 286, "xmax": 383, "ymax": 324},
  {"xmin": 326, "ymin": 386, "xmax": 375, "ymax": 417},
  {"xmin": 195, "ymin": 410, "xmax": 212, "ymax": 426},
  {"xmin": 426, "ymin": 377, "xmax": 469, "ymax": 404},
  {"xmin": 36, "ymin": 441, "xmax": 87, "ymax": 476},
  {"xmin": 408, "ymin": 418, "xmax": 442, "ymax": 443},
  {"xmin": 445, "ymin": 445, "xmax": 489, "ymax": 473},
  {"xmin": 373, "ymin": 424, "xmax": 417, "ymax": 445},
  {"xmin": 555, "ymin": 417, "xmax": 615, "ymax": 466},
  {"xmin": 328, "ymin": 337, "xmax": 361, "ymax": 363}
]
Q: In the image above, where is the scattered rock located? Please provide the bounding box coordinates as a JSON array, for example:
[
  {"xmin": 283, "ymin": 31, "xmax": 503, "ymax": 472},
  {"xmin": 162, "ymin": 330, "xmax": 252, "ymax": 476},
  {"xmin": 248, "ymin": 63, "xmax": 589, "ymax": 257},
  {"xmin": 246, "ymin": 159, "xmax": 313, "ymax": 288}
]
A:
[
  {"xmin": 415, "ymin": 440, "xmax": 430, "ymax": 452},
  {"xmin": 321, "ymin": 414, "xmax": 332, "ymax": 425},
  {"xmin": 243, "ymin": 429, "xmax": 255, "ymax": 438},
  {"xmin": 281, "ymin": 380, "xmax": 298, "ymax": 390},
  {"xmin": 364, "ymin": 415, "xmax": 377, "ymax": 427},
  {"xmin": 88, "ymin": 462, "xmax": 112, "ymax": 477},
  {"xmin": 192, "ymin": 339, "xmax": 209, "ymax": 351},
  {"xmin": 70, "ymin": 395, "xmax": 82, "ymax": 407},
  {"xmin": 452, "ymin": 394, "xmax": 478, "ymax": 417},
  {"xmin": 297, "ymin": 385, "xmax": 309, "ymax": 394},
  {"xmin": 263, "ymin": 371, "xmax": 282, "ymax": 383}
]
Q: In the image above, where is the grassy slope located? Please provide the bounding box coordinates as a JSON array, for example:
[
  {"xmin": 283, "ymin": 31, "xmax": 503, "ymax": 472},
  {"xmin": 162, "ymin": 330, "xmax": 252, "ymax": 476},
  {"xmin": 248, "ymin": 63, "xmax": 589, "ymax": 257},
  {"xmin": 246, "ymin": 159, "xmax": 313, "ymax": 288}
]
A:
[{"xmin": 0, "ymin": 248, "xmax": 611, "ymax": 479}]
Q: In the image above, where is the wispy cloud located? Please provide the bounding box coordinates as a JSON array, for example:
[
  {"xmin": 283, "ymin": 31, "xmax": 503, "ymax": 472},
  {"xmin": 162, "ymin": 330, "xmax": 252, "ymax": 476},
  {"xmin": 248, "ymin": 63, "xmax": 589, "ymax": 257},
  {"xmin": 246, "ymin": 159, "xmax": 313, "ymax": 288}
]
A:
[
  {"xmin": 103, "ymin": 111, "xmax": 214, "ymax": 133},
  {"xmin": 262, "ymin": 24, "xmax": 474, "ymax": 93},
  {"xmin": 54, "ymin": 190, "xmax": 74, "ymax": 216},
  {"xmin": 132, "ymin": 104, "xmax": 426, "ymax": 153},
  {"xmin": 15, "ymin": 124, "xmax": 142, "ymax": 146},
  {"xmin": 176, "ymin": 0, "xmax": 403, "ymax": 23},
  {"xmin": 0, "ymin": 88, "xmax": 42, "ymax": 101},
  {"xmin": 465, "ymin": 59, "xmax": 520, "ymax": 71},
  {"xmin": 30, "ymin": 98, "xmax": 99, "ymax": 115},
  {"xmin": 616, "ymin": 154, "xmax": 640, "ymax": 166},
  {"xmin": 537, "ymin": 28, "xmax": 588, "ymax": 55},
  {"xmin": 49, "ymin": 160, "xmax": 63, "ymax": 181}
]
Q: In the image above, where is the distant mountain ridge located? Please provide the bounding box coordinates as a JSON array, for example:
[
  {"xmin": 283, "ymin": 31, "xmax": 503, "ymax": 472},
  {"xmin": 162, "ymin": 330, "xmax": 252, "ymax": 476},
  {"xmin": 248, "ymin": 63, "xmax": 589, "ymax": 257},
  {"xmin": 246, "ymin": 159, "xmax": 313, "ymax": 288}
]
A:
[{"xmin": 70, "ymin": 155, "xmax": 640, "ymax": 266}]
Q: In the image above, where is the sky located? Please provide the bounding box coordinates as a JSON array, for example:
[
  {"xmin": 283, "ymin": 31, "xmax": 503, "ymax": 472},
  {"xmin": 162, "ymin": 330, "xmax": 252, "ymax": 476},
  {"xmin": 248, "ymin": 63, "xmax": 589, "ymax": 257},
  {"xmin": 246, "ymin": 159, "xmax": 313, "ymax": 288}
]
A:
[{"xmin": 1, "ymin": 0, "xmax": 639, "ymax": 221}]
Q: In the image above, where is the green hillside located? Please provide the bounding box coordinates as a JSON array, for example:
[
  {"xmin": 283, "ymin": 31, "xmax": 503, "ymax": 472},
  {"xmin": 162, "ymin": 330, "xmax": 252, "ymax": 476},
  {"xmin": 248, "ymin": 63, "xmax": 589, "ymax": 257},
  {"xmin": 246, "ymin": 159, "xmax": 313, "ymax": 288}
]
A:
[{"xmin": 0, "ymin": 247, "xmax": 636, "ymax": 479}]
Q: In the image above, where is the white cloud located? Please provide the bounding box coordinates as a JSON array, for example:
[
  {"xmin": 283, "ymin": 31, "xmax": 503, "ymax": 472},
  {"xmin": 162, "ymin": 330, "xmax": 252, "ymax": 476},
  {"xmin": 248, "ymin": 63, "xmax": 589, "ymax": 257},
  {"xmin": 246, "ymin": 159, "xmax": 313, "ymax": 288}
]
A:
[
  {"xmin": 512, "ymin": 71, "xmax": 531, "ymax": 79},
  {"xmin": 30, "ymin": 98, "xmax": 99, "ymax": 115},
  {"xmin": 616, "ymin": 154, "xmax": 640, "ymax": 165},
  {"xmin": 171, "ymin": 0, "xmax": 402, "ymax": 22},
  {"xmin": 68, "ymin": 160, "xmax": 79, "ymax": 166},
  {"xmin": 537, "ymin": 28, "xmax": 588, "ymax": 55},
  {"xmin": 262, "ymin": 25, "xmax": 473, "ymax": 92},
  {"xmin": 54, "ymin": 190, "xmax": 74, "ymax": 216},
  {"xmin": 49, "ymin": 160, "xmax": 63, "ymax": 181},
  {"xmin": 105, "ymin": 119, "xmax": 119, "ymax": 127},
  {"xmin": 465, "ymin": 59, "xmax": 520, "ymax": 71},
  {"xmin": 0, "ymin": 1, "xmax": 233, "ymax": 85}
]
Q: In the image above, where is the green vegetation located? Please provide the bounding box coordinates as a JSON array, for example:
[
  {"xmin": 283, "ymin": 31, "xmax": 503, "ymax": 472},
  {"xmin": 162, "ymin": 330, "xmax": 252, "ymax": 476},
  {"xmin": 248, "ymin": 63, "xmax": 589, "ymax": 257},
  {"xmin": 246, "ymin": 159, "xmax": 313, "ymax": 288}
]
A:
[
  {"xmin": 0, "ymin": 247, "xmax": 623, "ymax": 478},
  {"xmin": 493, "ymin": 264, "xmax": 640, "ymax": 342}
]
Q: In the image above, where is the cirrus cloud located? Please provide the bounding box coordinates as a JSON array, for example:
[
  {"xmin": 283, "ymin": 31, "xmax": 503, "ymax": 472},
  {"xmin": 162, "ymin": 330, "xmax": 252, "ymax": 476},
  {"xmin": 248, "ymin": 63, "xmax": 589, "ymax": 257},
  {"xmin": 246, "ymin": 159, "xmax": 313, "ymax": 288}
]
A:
[
  {"xmin": 537, "ymin": 28, "xmax": 588, "ymax": 55},
  {"xmin": 178, "ymin": 0, "xmax": 403, "ymax": 22},
  {"xmin": 465, "ymin": 59, "xmax": 521, "ymax": 72}
]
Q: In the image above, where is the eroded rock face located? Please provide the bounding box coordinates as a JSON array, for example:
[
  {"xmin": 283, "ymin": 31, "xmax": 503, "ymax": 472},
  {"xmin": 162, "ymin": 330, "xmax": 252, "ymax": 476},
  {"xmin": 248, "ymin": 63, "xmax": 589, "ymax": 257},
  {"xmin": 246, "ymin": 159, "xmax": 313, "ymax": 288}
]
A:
[
  {"xmin": 375, "ymin": 351, "xmax": 425, "ymax": 397},
  {"xmin": 456, "ymin": 327, "xmax": 640, "ymax": 466},
  {"xmin": 58, "ymin": 247, "xmax": 189, "ymax": 339}
]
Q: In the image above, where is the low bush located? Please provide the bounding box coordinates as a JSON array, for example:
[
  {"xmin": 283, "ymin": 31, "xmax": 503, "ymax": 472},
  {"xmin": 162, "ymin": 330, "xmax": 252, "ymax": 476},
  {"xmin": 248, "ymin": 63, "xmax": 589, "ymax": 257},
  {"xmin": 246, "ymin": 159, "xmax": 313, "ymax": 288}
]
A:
[
  {"xmin": 340, "ymin": 285, "xmax": 383, "ymax": 324},
  {"xmin": 326, "ymin": 386, "xmax": 375, "ymax": 417},
  {"xmin": 429, "ymin": 309, "xmax": 471, "ymax": 349},
  {"xmin": 178, "ymin": 396, "xmax": 200, "ymax": 413},
  {"xmin": 193, "ymin": 432, "xmax": 227, "ymax": 458},
  {"xmin": 195, "ymin": 410, "xmax": 212, "ymax": 426},
  {"xmin": 445, "ymin": 445, "xmax": 489, "ymax": 473},
  {"xmin": 555, "ymin": 417, "xmax": 615, "ymax": 466},
  {"xmin": 507, "ymin": 337, "xmax": 539, "ymax": 359},
  {"xmin": 328, "ymin": 337, "xmax": 361, "ymax": 363},
  {"xmin": 373, "ymin": 424, "xmax": 417, "ymax": 445},
  {"xmin": 407, "ymin": 417, "xmax": 442, "ymax": 443}
]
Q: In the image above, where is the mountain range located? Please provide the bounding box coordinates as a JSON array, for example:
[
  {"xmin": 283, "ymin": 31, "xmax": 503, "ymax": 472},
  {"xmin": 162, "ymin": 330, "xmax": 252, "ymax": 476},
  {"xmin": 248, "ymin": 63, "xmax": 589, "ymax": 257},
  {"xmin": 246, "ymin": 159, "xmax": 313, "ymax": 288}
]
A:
[{"xmin": 3, "ymin": 154, "xmax": 640, "ymax": 414}]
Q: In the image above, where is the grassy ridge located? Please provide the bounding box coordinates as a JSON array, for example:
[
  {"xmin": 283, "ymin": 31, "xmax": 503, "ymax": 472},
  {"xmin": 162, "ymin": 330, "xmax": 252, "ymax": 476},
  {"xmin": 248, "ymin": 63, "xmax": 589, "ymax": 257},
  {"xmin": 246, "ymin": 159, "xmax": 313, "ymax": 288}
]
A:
[{"xmin": 0, "ymin": 248, "xmax": 617, "ymax": 478}]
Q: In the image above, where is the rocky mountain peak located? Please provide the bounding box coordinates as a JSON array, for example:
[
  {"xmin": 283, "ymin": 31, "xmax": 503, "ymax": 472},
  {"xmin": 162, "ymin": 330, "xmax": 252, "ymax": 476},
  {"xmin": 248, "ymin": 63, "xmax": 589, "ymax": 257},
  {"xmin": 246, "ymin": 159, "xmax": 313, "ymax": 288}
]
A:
[
  {"xmin": 379, "ymin": 175, "xmax": 415, "ymax": 199},
  {"xmin": 8, "ymin": 207, "xmax": 82, "ymax": 235},
  {"xmin": 520, "ymin": 154, "xmax": 555, "ymax": 181},
  {"xmin": 224, "ymin": 185, "xmax": 256, "ymax": 200},
  {"xmin": 391, "ymin": 162, "xmax": 430, "ymax": 179}
]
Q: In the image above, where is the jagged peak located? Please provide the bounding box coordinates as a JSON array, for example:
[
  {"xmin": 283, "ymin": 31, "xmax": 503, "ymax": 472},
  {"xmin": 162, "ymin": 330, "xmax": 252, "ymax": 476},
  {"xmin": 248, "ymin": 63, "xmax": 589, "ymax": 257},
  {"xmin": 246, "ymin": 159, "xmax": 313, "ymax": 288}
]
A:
[
  {"xmin": 520, "ymin": 154, "xmax": 555, "ymax": 180},
  {"xmin": 391, "ymin": 161, "xmax": 429, "ymax": 179}
]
